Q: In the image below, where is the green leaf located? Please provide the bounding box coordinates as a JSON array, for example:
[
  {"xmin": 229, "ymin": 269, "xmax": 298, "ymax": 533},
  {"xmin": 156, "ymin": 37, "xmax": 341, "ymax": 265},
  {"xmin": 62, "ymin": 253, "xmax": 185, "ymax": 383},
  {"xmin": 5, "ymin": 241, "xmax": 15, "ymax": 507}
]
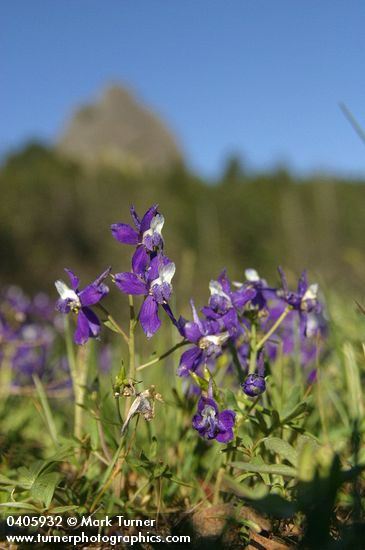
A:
[
  {"xmin": 225, "ymin": 389, "xmax": 239, "ymax": 410},
  {"xmin": 255, "ymin": 410, "xmax": 269, "ymax": 434},
  {"xmin": 297, "ymin": 442, "xmax": 317, "ymax": 481},
  {"xmin": 103, "ymin": 319, "xmax": 122, "ymax": 334},
  {"xmin": 149, "ymin": 436, "xmax": 158, "ymax": 460},
  {"xmin": 222, "ymin": 476, "xmax": 269, "ymax": 499},
  {"xmin": 270, "ymin": 410, "xmax": 281, "ymax": 431},
  {"xmin": 50, "ymin": 505, "xmax": 80, "ymax": 513},
  {"xmin": 168, "ymin": 477, "xmax": 195, "ymax": 488},
  {"xmin": 153, "ymin": 463, "xmax": 169, "ymax": 478},
  {"xmin": 343, "ymin": 343, "xmax": 364, "ymax": 420},
  {"xmin": 263, "ymin": 437, "xmax": 298, "ymax": 467},
  {"xmin": 251, "ymin": 494, "xmax": 297, "ymax": 518},
  {"xmin": 230, "ymin": 461, "xmax": 297, "ymax": 478},
  {"xmin": 0, "ymin": 474, "xmax": 16, "ymax": 486},
  {"xmin": 30, "ymin": 472, "xmax": 61, "ymax": 508},
  {"xmin": 0, "ymin": 502, "xmax": 40, "ymax": 511},
  {"xmin": 239, "ymin": 434, "xmax": 254, "ymax": 450},
  {"xmin": 281, "ymin": 401, "xmax": 309, "ymax": 425},
  {"xmin": 282, "ymin": 385, "xmax": 302, "ymax": 418}
]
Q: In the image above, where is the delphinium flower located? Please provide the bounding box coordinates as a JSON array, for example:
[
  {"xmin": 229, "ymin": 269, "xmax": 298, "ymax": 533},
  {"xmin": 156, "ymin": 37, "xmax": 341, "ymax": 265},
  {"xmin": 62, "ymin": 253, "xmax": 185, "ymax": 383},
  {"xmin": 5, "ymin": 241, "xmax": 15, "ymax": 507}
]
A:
[
  {"xmin": 192, "ymin": 383, "xmax": 236, "ymax": 443},
  {"xmin": 111, "ymin": 204, "xmax": 164, "ymax": 275},
  {"xmin": 277, "ymin": 267, "xmax": 320, "ymax": 331},
  {"xmin": 233, "ymin": 269, "xmax": 275, "ymax": 312},
  {"xmin": 55, "ymin": 267, "xmax": 111, "ymax": 345},
  {"xmin": 112, "ymin": 204, "xmax": 178, "ymax": 338},
  {"xmin": 264, "ymin": 303, "xmax": 327, "ymax": 377},
  {"xmin": 177, "ymin": 301, "xmax": 229, "ymax": 376},
  {"xmin": 0, "ymin": 286, "xmax": 70, "ymax": 388},
  {"xmin": 255, "ymin": 269, "xmax": 326, "ymax": 383},
  {"xmin": 114, "ymin": 253, "xmax": 176, "ymax": 338},
  {"xmin": 242, "ymin": 351, "xmax": 266, "ymax": 397},
  {"xmin": 201, "ymin": 270, "xmax": 255, "ymax": 337}
]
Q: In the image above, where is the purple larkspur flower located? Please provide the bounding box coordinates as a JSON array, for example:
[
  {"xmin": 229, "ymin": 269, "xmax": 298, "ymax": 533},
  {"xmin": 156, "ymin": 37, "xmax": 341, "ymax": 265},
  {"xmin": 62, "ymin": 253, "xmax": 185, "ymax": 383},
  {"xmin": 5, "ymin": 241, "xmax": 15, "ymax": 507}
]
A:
[
  {"xmin": 264, "ymin": 302, "xmax": 327, "ymax": 369},
  {"xmin": 114, "ymin": 254, "xmax": 175, "ymax": 338},
  {"xmin": 242, "ymin": 374, "xmax": 266, "ymax": 397},
  {"xmin": 111, "ymin": 205, "xmax": 164, "ymax": 276},
  {"xmin": 277, "ymin": 267, "xmax": 319, "ymax": 315},
  {"xmin": 203, "ymin": 271, "xmax": 256, "ymax": 315},
  {"xmin": 55, "ymin": 267, "xmax": 111, "ymax": 345},
  {"xmin": 177, "ymin": 301, "xmax": 229, "ymax": 376},
  {"xmin": 192, "ymin": 395, "xmax": 235, "ymax": 443},
  {"xmin": 230, "ymin": 269, "xmax": 278, "ymax": 317}
]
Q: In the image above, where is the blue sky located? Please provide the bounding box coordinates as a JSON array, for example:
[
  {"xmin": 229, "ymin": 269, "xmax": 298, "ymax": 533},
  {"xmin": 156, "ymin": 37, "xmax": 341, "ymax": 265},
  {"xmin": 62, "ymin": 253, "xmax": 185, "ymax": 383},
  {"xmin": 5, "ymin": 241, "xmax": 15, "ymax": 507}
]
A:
[{"xmin": 1, "ymin": 1, "xmax": 365, "ymax": 178}]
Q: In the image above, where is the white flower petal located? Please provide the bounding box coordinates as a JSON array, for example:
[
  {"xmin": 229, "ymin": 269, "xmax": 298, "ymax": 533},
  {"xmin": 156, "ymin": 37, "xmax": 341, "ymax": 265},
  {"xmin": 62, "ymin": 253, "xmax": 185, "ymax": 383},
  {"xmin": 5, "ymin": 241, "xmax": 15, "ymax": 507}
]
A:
[
  {"xmin": 150, "ymin": 214, "xmax": 164, "ymax": 234},
  {"xmin": 152, "ymin": 262, "xmax": 176, "ymax": 287},
  {"xmin": 245, "ymin": 269, "xmax": 260, "ymax": 282},
  {"xmin": 209, "ymin": 280, "xmax": 232, "ymax": 304},
  {"xmin": 303, "ymin": 283, "xmax": 318, "ymax": 302},
  {"xmin": 55, "ymin": 280, "xmax": 79, "ymax": 302}
]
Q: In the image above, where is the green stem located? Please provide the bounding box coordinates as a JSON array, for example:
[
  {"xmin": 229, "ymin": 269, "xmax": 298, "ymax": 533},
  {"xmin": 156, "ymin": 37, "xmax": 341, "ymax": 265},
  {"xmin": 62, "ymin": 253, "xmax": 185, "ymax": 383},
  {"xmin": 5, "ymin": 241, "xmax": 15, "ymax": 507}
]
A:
[
  {"xmin": 213, "ymin": 456, "xmax": 226, "ymax": 505},
  {"xmin": 248, "ymin": 323, "xmax": 257, "ymax": 375},
  {"xmin": 90, "ymin": 436, "xmax": 125, "ymax": 512},
  {"xmin": 125, "ymin": 295, "xmax": 136, "ymax": 416},
  {"xmin": 96, "ymin": 303, "xmax": 129, "ymax": 345},
  {"xmin": 229, "ymin": 341, "xmax": 244, "ymax": 383},
  {"xmin": 136, "ymin": 340, "xmax": 189, "ymax": 372},
  {"xmin": 256, "ymin": 306, "xmax": 291, "ymax": 351},
  {"xmin": 65, "ymin": 317, "xmax": 83, "ymax": 441},
  {"xmin": 74, "ymin": 344, "xmax": 89, "ymax": 441},
  {"xmin": 128, "ymin": 295, "xmax": 136, "ymax": 381},
  {"xmin": 32, "ymin": 374, "xmax": 59, "ymax": 446}
]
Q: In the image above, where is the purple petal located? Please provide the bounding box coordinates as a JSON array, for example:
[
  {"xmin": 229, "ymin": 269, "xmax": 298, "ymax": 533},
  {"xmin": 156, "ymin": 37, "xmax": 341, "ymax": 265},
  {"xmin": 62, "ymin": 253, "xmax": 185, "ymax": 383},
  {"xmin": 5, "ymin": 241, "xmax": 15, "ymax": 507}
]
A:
[
  {"xmin": 74, "ymin": 308, "xmax": 100, "ymax": 345},
  {"xmin": 218, "ymin": 409, "xmax": 236, "ymax": 430},
  {"xmin": 111, "ymin": 223, "xmax": 139, "ymax": 245},
  {"xmin": 93, "ymin": 266, "xmax": 112, "ymax": 286},
  {"xmin": 130, "ymin": 205, "xmax": 141, "ymax": 230},
  {"xmin": 217, "ymin": 270, "xmax": 231, "ymax": 295},
  {"xmin": 114, "ymin": 272, "xmax": 147, "ymax": 295},
  {"xmin": 190, "ymin": 300, "xmax": 205, "ymax": 335},
  {"xmin": 216, "ymin": 428, "xmax": 234, "ymax": 443},
  {"xmin": 201, "ymin": 306, "xmax": 220, "ymax": 319},
  {"xmin": 140, "ymin": 204, "xmax": 159, "ymax": 233},
  {"xmin": 55, "ymin": 298, "xmax": 70, "ymax": 313},
  {"xmin": 161, "ymin": 302, "xmax": 179, "ymax": 328},
  {"xmin": 232, "ymin": 286, "xmax": 257, "ymax": 308},
  {"xmin": 132, "ymin": 246, "xmax": 149, "ymax": 277},
  {"xmin": 140, "ymin": 295, "xmax": 161, "ymax": 338},
  {"xmin": 278, "ymin": 266, "xmax": 289, "ymax": 294},
  {"xmin": 64, "ymin": 268, "xmax": 79, "ymax": 291},
  {"xmin": 79, "ymin": 283, "xmax": 109, "ymax": 307},
  {"xmin": 297, "ymin": 270, "xmax": 308, "ymax": 296},
  {"xmin": 182, "ymin": 321, "xmax": 202, "ymax": 343},
  {"xmin": 177, "ymin": 346, "xmax": 203, "ymax": 376},
  {"xmin": 197, "ymin": 396, "xmax": 219, "ymax": 415},
  {"xmin": 192, "ymin": 413, "xmax": 206, "ymax": 432},
  {"xmin": 146, "ymin": 254, "xmax": 170, "ymax": 283}
]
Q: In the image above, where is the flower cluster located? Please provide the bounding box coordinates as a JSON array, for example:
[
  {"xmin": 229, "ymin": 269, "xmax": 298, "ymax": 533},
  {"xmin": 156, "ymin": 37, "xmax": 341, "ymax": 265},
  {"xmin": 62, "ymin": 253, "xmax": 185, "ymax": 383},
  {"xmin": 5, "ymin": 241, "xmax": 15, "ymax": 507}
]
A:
[
  {"xmin": 55, "ymin": 267, "xmax": 111, "ymax": 345},
  {"xmin": 0, "ymin": 286, "xmax": 68, "ymax": 387},
  {"xmin": 192, "ymin": 383, "xmax": 235, "ymax": 443},
  {"xmin": 112, "ymin": 204, "xmax": 176, "ymax": 338},
  {"xmin": 54, "ymin": 204, "xmax": 327, "ymax": 445}
]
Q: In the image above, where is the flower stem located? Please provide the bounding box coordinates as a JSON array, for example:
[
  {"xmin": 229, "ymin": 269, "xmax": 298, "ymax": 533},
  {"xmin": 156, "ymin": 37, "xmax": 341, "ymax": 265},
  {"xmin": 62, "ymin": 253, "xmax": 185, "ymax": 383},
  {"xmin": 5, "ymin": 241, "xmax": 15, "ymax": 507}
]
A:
[
  {"xmin": 136, "ymin": 340, "xmax": 189, "ymax": 372},
  {"xmin": 65, "ymin": 317, "xmax": 86, "ymax": 441},
  {"xmin": 213, "ymin": 457, "xmax": 226, "ymax": 505},
  {"xmin": 256, "ymin": 306, "xmax": 291, "ymax": 351},
  {"xmin": 248, "ymin": 323, "xmax": 257, "ymax": 375},
  {"xmin": 125, "ymin": 295, "xmax": 136, "ymax": 417},
  {"xmin": 128, "ymin": 296, "xmax": 136, "ymax": 376},
  {"xmin": 96, "ymin": 303, "xmax": 129, "ymax": 345}
]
